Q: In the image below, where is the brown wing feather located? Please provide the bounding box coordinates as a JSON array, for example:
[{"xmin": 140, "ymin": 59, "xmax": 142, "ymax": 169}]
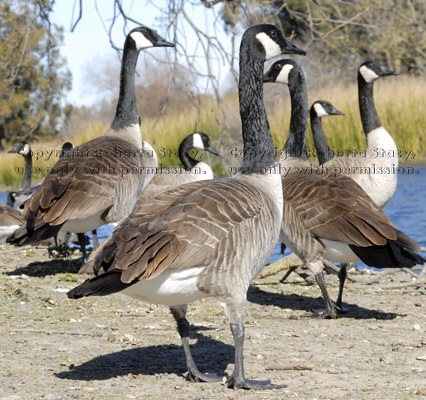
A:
[
  {"xmin": 283, "ymin": 172, "xmax": 399, "ymax": 248},
  {"xmin": 91, "ymin": 178, "xmax": 273, "ymax": 296},
  {"xmin": 24, "ymin": 136, "xmax": 141, "ymax": 226}
]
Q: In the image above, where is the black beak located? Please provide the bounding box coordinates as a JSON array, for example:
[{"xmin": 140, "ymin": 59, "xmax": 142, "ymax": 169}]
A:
[
  {"xmin": 155, "ymin": 37, "xmax": 175, "ymax": 48},
  {"xmin": 330, "ymin": 107, "xmax": 345, "ymax": 116},
  {"xmin": 263, "ymin": 74, "xmax": 274, "ymax": 83},
  {"xmin": 8, "ymin": 145, "xmax": 19, "ymax": 153},
  {"xmin": 284, "ymin": 39, "xmax": 306, "ymax": 56},
  {"xmin": 206, "ymin": 145, "xmax": 220, "ymax": 156},
  {"xmin": 380, "ymin": 65, "xmax": 398, "ymax": 76}
]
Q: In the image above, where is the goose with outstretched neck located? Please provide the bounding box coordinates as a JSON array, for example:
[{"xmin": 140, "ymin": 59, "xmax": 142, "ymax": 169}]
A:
[
  {"xmin": 264, "ymin": 59, "xmax": 424, "ymax": 318},
  {"xmin": 7, "ymin": 26, "xmax": 173, "ymax": 260}
]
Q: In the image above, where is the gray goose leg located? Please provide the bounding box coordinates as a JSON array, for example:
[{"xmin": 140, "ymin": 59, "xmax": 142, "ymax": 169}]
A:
[
  {"xmin": 77, "ymin": 233, "xmax": 88, "ymax": 262},
  {"xmin": 314, "ymin": 271, "xmax": 341, "ymax": 319},
  {"xmin": 335, "ymin": 263, "xmax": 349, "ymax": 313},
  {"xmin": 223, "ymin": 299, "xmax": 285, "ymax": 390},
  {"xmin": 169, "ymin": 305, "xmax": 223, "ymax": 383},
  {"xmin": 92, "ymin": 229, "xmax": 99, "ymax": 249}
]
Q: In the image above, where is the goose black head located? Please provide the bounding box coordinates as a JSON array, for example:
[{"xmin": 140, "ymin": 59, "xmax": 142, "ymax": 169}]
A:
[
  {"xmin": 184, "ymin": 132, "xmax": 219, "ymax": 156},
  {"xmin": 127, "ymin": 26, "xmax": 175, "ymax": 51},
  {"xmin": 358, "ymin": 61, "xmax": 398, "ymax": 84},
  {"xmin": 60, "ymin": 142, "xmax": 73, "ymax": 158},
  {"xmin": 263, "ymin": 58, "xmax": 304, "ymax": 89},
  {"xmin": 311, "ymin": 100, "xmax": 345, "ymax": 118},
  {"xmin": 243, "ymin": 24, "xmax": 306, "ymax": 62},
  {"xmin": 8, "ymin": 141, "xmax": 31, "ymax": 156}
]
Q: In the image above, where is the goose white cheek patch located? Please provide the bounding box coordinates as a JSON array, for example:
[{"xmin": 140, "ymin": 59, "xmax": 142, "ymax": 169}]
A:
[
  {"xmin": 313, "ymin": 103, "xmax": 328, "ymax": 117},
  {"xmin": 21, "ymin": 143, "xmax": 31, "ymax": 156},
  {"xmin": 276, "ymin": 64, "xmax": 294, "ymax": 85},
  {"xmin": 130, "ymin": 31, "xmax": 153, "ymax": 50},
  {"xmin": 256, "ymin": 32, "xmax": 281, "ymax": 60},
  {"xmin": 192, "ymin": 133, "xmax": 204, "ymax": 150},
  {"xmin": 359, "ymin": 65, "xmax": 379, "ymax": 83}
]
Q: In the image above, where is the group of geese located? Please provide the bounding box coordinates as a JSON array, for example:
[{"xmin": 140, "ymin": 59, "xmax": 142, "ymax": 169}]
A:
[{"xmin": 4, "ymin": 24, "xmax": 425, "ymax": 389}]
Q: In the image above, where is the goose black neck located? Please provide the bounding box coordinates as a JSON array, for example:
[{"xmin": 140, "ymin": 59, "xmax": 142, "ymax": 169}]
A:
[
  {"xmin": 111, "ymin": 42, "xmax": 140, "ymax": 130},
  {"xmin": 283, "ymin": 73, "xmax": 308, "ymax": 160},
  {"xmin": 310, "ymin": 109, "xmax": 333, "ymax": 165},
  {"xmin": 178, "ymin": 138, "xmax": 197, "ymax": 170},
  {"xmin": 22, "ymin": 152, "xmax": 32, "ymax": 189},
  {"xmin": 239, "ymin": 43, "xmax": 275, "ymax": 174},
  {"xmin": 358, "ymin": 74, "xmax": 382, "ymax": 135}
]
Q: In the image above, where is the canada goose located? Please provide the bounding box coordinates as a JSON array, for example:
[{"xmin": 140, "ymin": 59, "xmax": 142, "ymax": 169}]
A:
[
  {"xmin": 321, "ymin": 61, "xmax": 398, "ymax": 208},
  {"xmin": 137, "ymin": 131, "xmax": 219, "ymax": 202},
  {"xmin": 310, "ymin": 100, "xmax": 345, "ymax": 165},
  {"xmin": 7, "ymin": 26, "xmax": 174, "ymax": 258},
  {"xmin": 278, "ymin": 99, "xmax": 345, "ymax": 257},
  {"xmin": 67, "ymin": 25, "xmax": 306, "ymax": 389},
  {"xmin": 264, "ymin": 59, "xmax": 424, "ymax": 318}
]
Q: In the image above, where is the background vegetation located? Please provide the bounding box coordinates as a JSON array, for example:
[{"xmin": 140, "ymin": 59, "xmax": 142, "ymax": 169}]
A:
[{"xmin": 0, "ymin": 0, "xmax": 425, "ymax": 190}]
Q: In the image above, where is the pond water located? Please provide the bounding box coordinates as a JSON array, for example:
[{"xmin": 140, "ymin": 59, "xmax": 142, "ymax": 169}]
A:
[{"xmin": 2, "ymin": 165, "xmax": 425, "ymax": 268}]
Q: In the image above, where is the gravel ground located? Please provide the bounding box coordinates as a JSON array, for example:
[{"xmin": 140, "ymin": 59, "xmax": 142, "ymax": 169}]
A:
[{"xmin": 1, "ymin": 244, "xmax": 426, "ymax": 400}]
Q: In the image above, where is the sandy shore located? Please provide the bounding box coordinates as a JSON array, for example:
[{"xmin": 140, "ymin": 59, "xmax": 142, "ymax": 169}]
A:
[{"xmin": 1, "ymin": 244, "xmax": 425, "ymax": 400}]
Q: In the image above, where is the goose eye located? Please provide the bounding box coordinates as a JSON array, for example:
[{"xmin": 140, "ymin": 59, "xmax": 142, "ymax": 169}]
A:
[
  {"xmin": 270, "ymin": 30, "xmax": 277, "ymax": 38},
  {"xmin": 275, "ymin": 64, "xmax": 282, "ymax": 70}
]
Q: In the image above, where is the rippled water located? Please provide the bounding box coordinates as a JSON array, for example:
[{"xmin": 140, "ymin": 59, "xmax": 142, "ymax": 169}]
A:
[{"xmin": 2, "ymin": 165, "xmax": 425, "ymax": 266}]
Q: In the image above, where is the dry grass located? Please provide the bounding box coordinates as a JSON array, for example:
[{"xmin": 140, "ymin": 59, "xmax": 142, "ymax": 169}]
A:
[{"xmin": 1, "ymin": 75, "xmax": 425, "ymax": 190}]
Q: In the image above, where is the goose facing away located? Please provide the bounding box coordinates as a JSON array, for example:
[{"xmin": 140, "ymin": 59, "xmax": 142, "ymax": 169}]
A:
[
  {"xmin": 68, "ymin": 24, "xmax": 306, "ymax": 390},
  {"xmin": 322, "ymin": 61, "xmax": 398, "ymax": 208},
  {"xmin": 136, "ymin": 131, "xmax": 219, "ymax": 202},
  {"xmin": 264, "ymin": 59, "xmax": 424, "ymax": 318},
  {"xmin": 7, "ymin": 26, "xmax": 173, "ymax": 250},
  {"xmin": 310, "ymin": 100, "xmax": 344, "ymax": 165}
]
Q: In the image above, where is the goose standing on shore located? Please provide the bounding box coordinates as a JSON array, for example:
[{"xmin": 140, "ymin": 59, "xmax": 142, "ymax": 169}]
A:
[
  {"xmin": 68, "ymin": 25, "xmax": 306, "ymax": 389},
  {"xmin": 7, "ymin": 26, "xmax": 174, "ymax": 257},
  {"xmin": 264, "ymin": 59, "xmax": 424, "ymax": 318},
  {"xmin": 322, "ymin": 61, "xmax": 398, "ymax": 208},
  {"xmin": 312, "ymin": 62, "xmax": 399, "ymax": 306}
]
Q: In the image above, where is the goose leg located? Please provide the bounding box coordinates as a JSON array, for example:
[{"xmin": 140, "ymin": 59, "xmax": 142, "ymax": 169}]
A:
[
  {"xmin": 222, "ymin": 300, "xmax": 285, "ymax": 390},
  {"xmin": 314, "ymin": 271, "xmax": 341, "ymax": 319},
  {"xmin": 169, "ymin": 306, "xmax": 224, "ymax": 383},
  {"xmin": 77, "ymin": 233, "xmax": 88, "ymax": 262},
  {"xmin": 335, "ymin": 263, "xmax": 348, "ymax": 313},
  {"xmin": 280, "ymin": 243, "xmax": 286, "ymax": 257},
  {"xmin": 92, "ymin": 229, "xmax": 99, "ymax": 249}
]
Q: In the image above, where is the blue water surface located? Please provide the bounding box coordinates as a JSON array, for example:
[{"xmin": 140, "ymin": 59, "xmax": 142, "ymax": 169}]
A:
[{"xmin": 2, "ymin": 166, "xmax": 425, "ymax": 267}]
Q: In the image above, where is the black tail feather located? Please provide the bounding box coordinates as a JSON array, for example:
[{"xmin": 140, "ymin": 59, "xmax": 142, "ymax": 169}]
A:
[
  {"xmin": 7, "ymin": 221, "xmax": 64, "ymax": 246},
  {"xmin": 350, "ymin": 239, "xmax": 425, "ymax": 269},
  {"xmin": 67, "ymin": 270, "xmax": 132, "ymax": 299}
]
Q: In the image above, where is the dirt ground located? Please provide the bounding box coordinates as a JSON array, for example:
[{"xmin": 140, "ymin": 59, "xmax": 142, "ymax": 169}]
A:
[{"xmin": 0, "ymin": 244, "xmax": 425, "ymax": 400}]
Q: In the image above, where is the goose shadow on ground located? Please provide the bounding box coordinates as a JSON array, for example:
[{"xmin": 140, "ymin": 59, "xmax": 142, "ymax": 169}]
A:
[
  {"xmin": 247, "ymin": 285, "xmax": 403, "ymax": 320},
  {"xmin": 6, "ymin": 258, "xmax": 83, "ymax": 277},
  {"xmin": 56, "ymin": 330, "xmax": 233, "ymax": 381}
]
